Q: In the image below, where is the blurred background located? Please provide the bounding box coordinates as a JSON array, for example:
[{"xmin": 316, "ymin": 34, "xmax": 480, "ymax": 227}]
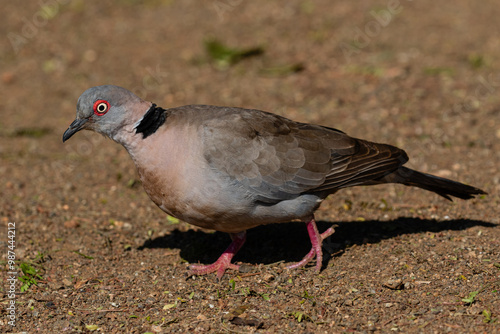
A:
[
  {"xmin": 1, "ymin": 1, "xmax": 499, "ymax": 332},
  {"xmin": 1, "ymin": 0, "xmax": 497, "ymax": 213}
]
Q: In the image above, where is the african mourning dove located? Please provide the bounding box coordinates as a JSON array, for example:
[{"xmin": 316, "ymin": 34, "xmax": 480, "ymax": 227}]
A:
[{"xmin": 63, "ymin": 85, "xmax": 486, "ymax": 279}]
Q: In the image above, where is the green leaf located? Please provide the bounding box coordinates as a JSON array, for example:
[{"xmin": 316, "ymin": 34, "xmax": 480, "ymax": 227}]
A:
[
  {"xmin": 302, "ymin": 290, "xmax": 313, "ymax": 299},
  {"xmin": 204, "ymin": 38, "xmax": 264, "ymax": 69},
  {"xmin": 20, "ymin": 262, "xmax": 36, "ymax": 275},
  {"xmin": 291, "ymin": 311, "xmax": 309, "ymax": 323},
  {"xmin": 462, "ymin": 291, "xmax": 479, "ymax": 304},
  {"xmin": 229, "ymin": 278, "xmax": 236, "ymax": 291},
  {"xmin": 482, "ymin": 310, "xmax": 492, "ymax": 323},
  {"xmin": 72, "ymin": 251, "xmax": 94, "ymax": 259},
  {"xmin": 18, "ymin": 262, "xmax": 43, "ymax": 291},
  {"xmin": 166, "ymin": 216, "xmax": 180, "ymax": 224},
  {"xmin": 468, "ymin": 54, "xmax": 486, "ymax": 69},
  {"xmin": 163, "ymin": 302, "xmax": 177, "ymax": 310},
  {"xmin": 127, "ymin": 178, "xmax": 139, "ymax": 188}
]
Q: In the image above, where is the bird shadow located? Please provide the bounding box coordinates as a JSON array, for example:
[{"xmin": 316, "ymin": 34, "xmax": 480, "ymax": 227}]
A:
[{"xmin": 138, "ymin": 218, "xmax": 496, "ymax": 267}]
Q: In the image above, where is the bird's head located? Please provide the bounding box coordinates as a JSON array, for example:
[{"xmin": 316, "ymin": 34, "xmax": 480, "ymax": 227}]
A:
[{"xmin": 63, "ymin": 85, "xmax": 147, "ymax": 142}]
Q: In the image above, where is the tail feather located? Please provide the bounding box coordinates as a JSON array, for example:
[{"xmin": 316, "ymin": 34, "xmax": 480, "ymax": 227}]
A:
[{"xmin": 385, "ymin": 167, "xmax": 487, "ymax": 201}]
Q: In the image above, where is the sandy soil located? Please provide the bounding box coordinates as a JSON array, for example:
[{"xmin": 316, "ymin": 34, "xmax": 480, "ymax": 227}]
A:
[{"xmin": 1, "ymin": 1, "xmax": 499, "ymax": 333}]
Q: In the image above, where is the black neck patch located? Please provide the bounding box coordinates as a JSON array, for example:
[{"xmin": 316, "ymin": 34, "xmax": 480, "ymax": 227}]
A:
[{"xmin": 135, "ymin": 103, "xmax": 167, "ymax": 139}]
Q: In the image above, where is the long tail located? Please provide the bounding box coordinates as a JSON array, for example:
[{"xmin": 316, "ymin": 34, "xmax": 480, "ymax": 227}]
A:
[{"xmin": 384, "ymin": 167, "xmax": 487, "ymax": 201}]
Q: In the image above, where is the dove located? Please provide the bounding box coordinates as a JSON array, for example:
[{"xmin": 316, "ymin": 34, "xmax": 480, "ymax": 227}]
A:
[{"xmin": 63, "ymin": 85, "xmax": 486, "ymax": 279}]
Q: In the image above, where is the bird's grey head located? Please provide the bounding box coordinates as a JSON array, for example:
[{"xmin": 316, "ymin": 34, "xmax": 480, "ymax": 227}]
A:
[{"xmin": 63, "ymin": 85, "xmax": 146, "ymax": 142}]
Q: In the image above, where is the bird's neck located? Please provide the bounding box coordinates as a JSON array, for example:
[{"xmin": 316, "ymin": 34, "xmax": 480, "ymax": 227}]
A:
[
  {"xmin": 110, "ymin": 101, "xmax": 163, "ymax": 151},
  {"xmin": 134, "ymin": 103, "xmax": 167, "ymax": 139}
]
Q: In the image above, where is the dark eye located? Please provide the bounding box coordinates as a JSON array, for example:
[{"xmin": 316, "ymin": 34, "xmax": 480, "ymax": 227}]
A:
[{"xmin": 93, "ymin": 100, "xmax": 110, "ymax": 116}]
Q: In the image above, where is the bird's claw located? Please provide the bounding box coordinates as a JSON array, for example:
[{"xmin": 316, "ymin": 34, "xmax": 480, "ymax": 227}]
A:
[
  {"xmin": 188, "ymin": 231, "xmax": 246, "ymax": 280},
  {"xmin": 189, "ymin": 256, "xmax": 240, "ymax": 280},
  {"xmin": 287, "ymin": 219, "xmax": 336, "ymax": 271}
]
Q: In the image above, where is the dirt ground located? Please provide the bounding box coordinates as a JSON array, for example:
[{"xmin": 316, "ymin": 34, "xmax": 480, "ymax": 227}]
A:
[{"xmin": 1, "ymin": 1, "xmax": 499, "ymax": 333}]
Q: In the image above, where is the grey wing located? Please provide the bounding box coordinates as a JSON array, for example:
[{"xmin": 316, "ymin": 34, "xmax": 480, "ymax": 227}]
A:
[{"xmin": 202, "ymin": 108, "xmax": 408, "ymax": 203}]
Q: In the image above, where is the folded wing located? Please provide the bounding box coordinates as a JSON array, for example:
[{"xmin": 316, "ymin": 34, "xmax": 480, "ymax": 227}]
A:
[{"xmin": 201, "ymin": 107, "xmax": 408, "ymax": 203}]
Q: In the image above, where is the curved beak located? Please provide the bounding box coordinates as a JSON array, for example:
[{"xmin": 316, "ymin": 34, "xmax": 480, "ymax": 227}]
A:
[{"xmin": 62, "ymin": 118, "xmax": 88, "ymax": 142}]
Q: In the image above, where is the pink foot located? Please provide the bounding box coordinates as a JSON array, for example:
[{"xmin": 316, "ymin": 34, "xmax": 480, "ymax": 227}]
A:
[
  {"xmin": 287, "ymin": 218, "xmax": 335, "ymax": 271},
  {"xmin": 189, "ymin": 231, "xmax": 246, "ymax": 279}
]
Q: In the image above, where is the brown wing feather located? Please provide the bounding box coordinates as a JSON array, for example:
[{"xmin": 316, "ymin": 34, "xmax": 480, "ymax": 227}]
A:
[
  {"xmin": 315, "ymin": 139, "xmax": 408, "ymax": 191},
  {"xmin": 199, "ymin": 106, "xmax": 407, "ymax": 202}
]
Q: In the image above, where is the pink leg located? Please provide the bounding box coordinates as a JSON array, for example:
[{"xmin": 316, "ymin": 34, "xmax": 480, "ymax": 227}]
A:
[
  {"xmin": 189, "ymin": 231, "xmax": 246, "ymax": 279},
  {"xmin": 287, "ymin": 218, "xmax": 335, "ymax": 271}
]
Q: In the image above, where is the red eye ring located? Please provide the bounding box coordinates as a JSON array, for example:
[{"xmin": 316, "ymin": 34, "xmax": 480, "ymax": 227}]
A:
[{"xmin": 93, "ymin": 100, "xmax": 110, "ymax": 116}]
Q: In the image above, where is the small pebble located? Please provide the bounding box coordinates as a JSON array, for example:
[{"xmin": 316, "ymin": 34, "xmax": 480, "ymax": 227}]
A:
[
  {"xmin": 2, "ymin": 71, "xmax": 14, "ymax": 84},
  {"xmin": 64, "ymin": 219, "xmax": 80, "ymax": 228},
  {"xmin": 238, "ymin": 264, "xmax": 253, "ymax": 273},
  {"xmin": 383, "ymin": 278, "xmax": 404, "ymax": 290},
  {"xmin": 262, "ymin": 273, "xmax": 275, "ymax": 282}
]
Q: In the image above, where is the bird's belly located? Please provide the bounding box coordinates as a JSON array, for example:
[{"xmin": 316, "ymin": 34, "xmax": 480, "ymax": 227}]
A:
[
  {"xmin": 137, "ymin": 165, "xmax": 257, "ymax": 232},
  {"xmin": 139, "ymin": 167, "xmax": 323, "ymax": 233}
]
